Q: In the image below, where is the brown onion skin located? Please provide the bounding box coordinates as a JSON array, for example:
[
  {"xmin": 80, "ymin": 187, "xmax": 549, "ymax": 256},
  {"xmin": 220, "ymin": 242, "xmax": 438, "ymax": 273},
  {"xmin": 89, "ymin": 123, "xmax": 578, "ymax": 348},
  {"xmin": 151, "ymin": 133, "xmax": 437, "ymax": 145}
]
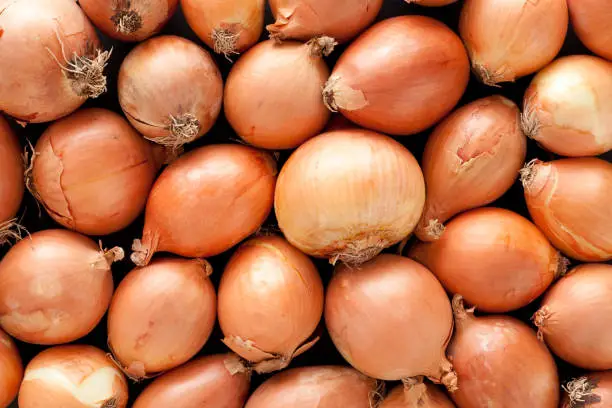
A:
[
  {"xmin": 415, "ymin": 96, "xmax": 526, "ymax": 241},
  {"xmin": 0, "ymin": 329, "xmax": 22, "ymax": 408},
  {"xmin": 0, "ymin": 116, "xmax": 24, "ymax": 224},
  {"xmin": 568, "ymin": 0, "xmax": 612, "ymax": 61},
  {"xmin": 561, "ymin": 371, "xmax": 612, "ymax": 408},
  {"xmin": 410, "ymin": 207, "xmax": 563, "ymax": 313},
  {"xmin": 381, "ymin": 383, "xmax": 455, "ymax": 408}
]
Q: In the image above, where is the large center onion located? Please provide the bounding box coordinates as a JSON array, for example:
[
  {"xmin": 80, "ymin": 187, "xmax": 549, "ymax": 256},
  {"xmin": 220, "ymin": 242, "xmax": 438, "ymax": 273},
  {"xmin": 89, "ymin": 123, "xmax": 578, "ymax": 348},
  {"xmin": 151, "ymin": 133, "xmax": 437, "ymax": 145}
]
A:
[
  {"xmin": 561, "ymin": 371, "xmax": 612, "ymax": 408},
  {"xmin": 0, "ymin": 328, "xmax": 22, "ymax": 408},
  {"xmin": 0, "ymin": 115, "xmax": 24, "ymax": 245},
  {"xmin": 567, "ymin": 0, "xmax": 612, "ymax": 61}
]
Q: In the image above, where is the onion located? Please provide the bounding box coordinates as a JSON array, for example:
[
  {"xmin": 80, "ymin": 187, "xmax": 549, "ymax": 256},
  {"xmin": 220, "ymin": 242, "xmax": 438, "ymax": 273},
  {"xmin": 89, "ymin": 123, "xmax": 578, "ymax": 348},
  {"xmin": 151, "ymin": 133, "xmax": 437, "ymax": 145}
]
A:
[
  {"xmin": 218, "ymin": 235, "xmax": 323, "ymax": 373},
  {"xmin": 380, "ymin": 381, "xmax": 454, "ymax": 408},
  {"xmin": 0, "ymin": 229, "xmax": 121, "ymax": 344},
  {"xmin": 521, "ymin": 158, "xmax": 612, "ymax": 262},
  {"xmin": 459, "ymin": 0, "xmax": 568, "ymax": 86},
  {"xmin": 405, "ymin": 0, "xmax": 458, "ymax": 6},
  {"xmin": 415, "ymin": 96, "xmax": 527, "ymax": 241},
  {"xmin": 0, "ymin": 115, "xmax": 24, "ymax": 245},
  {"xmin": 325, "ymin": 254, "xmax": 457, "ymax": 390},
  {"xmin": 267, "ymin": 0, "xmax": 383, "ymax": 44},
  {"xmin": 521, "ymin": 55, "xmax": 612, "ymax": 157},
  {"xmin": 447, "ymin": 296, "xmax": 559, "ymax": 407},
  {"xmin": 567, "ymin": 0, "xmax": 612, "ymax": 61},
  {"xmin": 131, "ymin": 144, "xmax": 277, "ymax": 266},
  {"xmin": 0, "ymin": 0, "xmax": 111, "ymax": 123},
  {"xmin": 224, "ymin": 38, "xmax": 332, "ymax": 150},
  {"xmin": 108, "ymin": 258, "xmax": 217, "ymax": 380},
  {"xmin": 275, "ymin": 129, "xmax": 425, "ymax": 265},
  {"xmin": 0, "ymin": 328, "xmax": 22, "ymax": 408},
  {"xmin": 561, "ymin": 371, "xmax": 612, "ymax": 408},
  {"xmin": 18, "ymin": 345, "xmax": 128, "ymax": 408},
  {"xmin": 118, "ymin": 35, "xmax": 223, "ymax": 148},
  {"xmin": 323, "ymin": 16, "xmax": 469, "ymax": 136}
]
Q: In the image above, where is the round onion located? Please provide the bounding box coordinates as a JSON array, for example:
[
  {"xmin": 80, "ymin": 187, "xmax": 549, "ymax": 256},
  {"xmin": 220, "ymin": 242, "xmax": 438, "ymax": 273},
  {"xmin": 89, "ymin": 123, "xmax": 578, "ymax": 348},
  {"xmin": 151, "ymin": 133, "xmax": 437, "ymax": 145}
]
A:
[
  {"xmin": 130, "ymin": 144, "xmax": 277, "ymax": 266},
  {"xmin": 534, "ymin": 264, "xmax": 612, "ymax": 370},
  {"xmin": 567, "ymin": 0, "xmax": 612, "ymax": 61},
  {"xmin": 275, "ymin": 129, "xmax": 425, "ymax": 265},
  {"xmin": 410, "ymin": 207, "xmax": 566, "ymax": 313},
  {"xmin": 325, "ymin": 254, "xmax": 457, "ymax": 390},
  {"xmin": 267, "ymin": 0, "xmax": 383, "ymax": 44},
  {"xmin": 118, "ymin": 35, "xmax": 223, "ymax": 148},
  {"xmin": 561, "ymin": 371, "xmax": 612, "ymax": 408},
  {"xmin": 0, "ymin": 328, "xmax": 22, "ymax": 408},
  {"xmin": 521, "ymin": 158, "xmax": 612, "ymax": 262},
  {"xmin": 0, "ymin": 229, "xmax": 121, "ymax": 344},
  {"xmin": 459, "ymin": 0, "xmax": 568, "ymax": 86},
  {"xmin": 108, "ymin": 258, "xmax": 217, "ymax": 380},
  {"xmin": 323, "ymin": 15, "xmax": 469, "ymax": 136},
  {"xmin": 415, "ymin": 96, "xmax": 527, "ymax": 241},
  {"xmin": 218, "ymin": 235, "xmax": 323, "ymax": 373},
  {"xmin": 521, "ymin": 55, "xmax": 612, "ymax": 157},
  {"xmin": 224, "ymin": 38, "xmax": 332, "ymax": 150},
  {"xmin": 405, "ymin": 0, "xmax": 458, "ymax": 6},
  {"xmin": 0, "ymin": 0, "xmax": 111, "ymax": 123},
  {"xmin": 0, "ymin": 115, "xmax": 24, "ymax": 245},
  {"xmin": 18, "ymin": 345, "xmax": 128, "ymax": 408},
  {"xmin": 447, "ymin": 296, "xmax": 559, "ymax": 407},
  {"xmin": 29, "ymin": 108, "xmax": 163, "ymax": 236},
  {"xmin": 381, "ymin": 381, "xmax": 454, "ymax": 408}
]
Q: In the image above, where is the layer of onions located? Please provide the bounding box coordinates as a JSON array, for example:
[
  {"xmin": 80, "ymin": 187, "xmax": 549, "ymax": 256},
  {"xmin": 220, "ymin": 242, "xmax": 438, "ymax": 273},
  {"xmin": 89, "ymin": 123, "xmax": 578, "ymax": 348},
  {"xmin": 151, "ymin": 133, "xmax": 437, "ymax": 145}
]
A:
[
  {"xmin": 118, "ymin": 35, "xmax": 223, "ymax": 148},
  {"xmin": 534, "ymin": 264, "xmax": 612, "ymax": 370},
  {"xmin": 0, "ymin": 115, "xmax": 24, "ymax": 245},
  {"xmin": 0, "ymin": 328, "xmax": 22, "ymax": 408},
  {"xmin": 325, "ymin": 254, "xmax": 457, "ymax": 390},
  {"xmin": 275, "ymin": 129, "xmax": 425, "ymax": 265},
  {"xmin": 131, "ymin": 144, "xmax": 277, "ymax": 266},
  {"xmin": 410, "ymin": 207, "xmax": 565, "ymax": 313},
  {"xmin": 415, "ymin": 95, "xmax": 527, "ymax": 242},
  {"xmin": 108, "ymin": 258, "xmax": 217, "ymax": 380},
  {"xmin": 218, "ymin": 235, "xmax": 323, "ymax": 373},
  {"xmin": 447, "ymin": 296, "xmax": 559, "ymax": 407},
  {"xmin": 224, "ymin": 38, "xmax": 332, "ymax": 150},
  {"xmin": 0, "ymin": 0, "xmax": 111, "ymax": 123},
  {"xmin": 459, "ymin": 0, "xmax": 568, "ymax": 86},
  {"xmin": 521, "ymin": 158, "xmax": 612, "ymax": 262},
  {"xmin": 405, "ymin": 0, "xmax": 458, "ymax": 6},
  {"xmin": 267, "ymin": 0, "xmax": 383, "ymax": 44},
  {"xmin": 30, "ymin": 108, "xmax": 164, "ymax": 236},
  {"xmin": 245, "ymin": 366, "xmax": 381, "ymax": 408},
  {"xmin": 381, "ymin": 381, "xmax": 454, "ymax": 408},
  {"xmin": 0, "ymin": 229, "xmax": 121, "ymax": 345},
  {"xmin": 561, "ymin": 370, "xmax": 612, "ymax": 408},
  {"xmin": 567, "ymin": 0, "xmax": 612, "ymax": 61},
  {"xmin": 323, "ymin": 15, "xmax": 469, "ymax": 136},
  {"xmin": 521, "ymin": 55, "xmax": 612, "ymax": 157},
  {"xmin": 18, "ymin": 345, "xmax": 128, "ymax": 408}
]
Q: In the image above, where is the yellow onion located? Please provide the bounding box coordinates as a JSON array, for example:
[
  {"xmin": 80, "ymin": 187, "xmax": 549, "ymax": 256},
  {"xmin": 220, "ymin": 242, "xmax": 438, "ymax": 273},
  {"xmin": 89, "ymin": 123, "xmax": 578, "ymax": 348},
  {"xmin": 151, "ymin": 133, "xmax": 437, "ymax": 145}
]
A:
[
  {"xmin": 522, "ymin": 55, "xmax": 612, "ymax": 157},
  {"xmin": 0, "ymin": 229, "xmax": 121, "ymax": 345},
  {"xmin": 218, "ymin": 236, "xmax": 323, "ymax": 373},
  {"xmin": 381, "ymin": 381, "xmax": 454, "ymax": 408},
  {"xmin": 568, "ymin": 0, "xmax": 612, "ymax": 61},
  {"xmin": 459, "ymin": 0, "xmax": 568, "ymax": 86},
  {"xmin": 275, "ymin": 129, "xmax": 425, "ymax": 265},
  {"xmin": 0, "ymin": 329, "xmax": 22, "ymax": 408},
  {"xmin": 19, "ymin": 345, "xmax": 128, "ymax": 408},
  {"xmin": 108, "ymin": 258, "xmax": 217, "ymax": 380},
  {"xmin": 224, "ymin": 38, "xmax": 332, "ymax": 150},
  {"xmin": 521, "ymin": 158, "xmax": 612, "ymax": 262},
  {"xmin": 0, "ymin": 115, "xmax": 24, "ymax": 245},
  {"xmin": 415, "ymin": 96, "xmax": 526, "ymax": 241},
  {"xmin": 405, "ymin": 0, "xmax": 457, "ymax": 6},
  {"xmin": 561, "ymin": 371, "xmax": 612, "ymax": 408},
  {"xmin": 118, "ymin": 35, "xmax": 223, "ymax": 148}
]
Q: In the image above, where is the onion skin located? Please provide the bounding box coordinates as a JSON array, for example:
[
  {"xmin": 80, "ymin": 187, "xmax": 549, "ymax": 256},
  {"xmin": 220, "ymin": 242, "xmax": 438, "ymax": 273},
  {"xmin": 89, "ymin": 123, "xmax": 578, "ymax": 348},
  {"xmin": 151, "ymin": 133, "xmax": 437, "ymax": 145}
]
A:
[
  {"xmin": 522, "ymin": 55, "xmax": 612, "ymax": 157},
  {"xmin": 416, "ymin": 96, "xmax": 527, "ymax": 241},
  {"xmin": 323, "ymin": 16, "xmax": 469, "ymax": 136},
  {"xmin": 561, "ymin": 371, "xmax": 612, "ymax": 408},
  {"xmin": 521, "ymin": 158, "xmax": 612, "ymax": 262},
  {"xmin": 381, "ymin": 382, "xmax": 454, "ymax": 408},
  {"xmin": 0, "ymin": 328, "xmax": 22, "ymax": 408},
  {"xmin": 568, "ymin": 0, "xmax": 612, "ymax": 61},
  {"xmin": 410, "ymin": 207, "xmax": 565, "ymax": 313},
  {"xmin": 0, "ymin": 115, "xmax": 24, "ymax": 225}
]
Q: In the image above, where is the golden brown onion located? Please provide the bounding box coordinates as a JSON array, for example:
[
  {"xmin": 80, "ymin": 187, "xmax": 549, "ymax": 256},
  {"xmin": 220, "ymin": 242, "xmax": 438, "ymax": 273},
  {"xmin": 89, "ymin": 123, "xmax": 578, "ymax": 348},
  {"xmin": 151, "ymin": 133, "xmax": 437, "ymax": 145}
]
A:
[
  {"xmin": 380, "ymin": 381, "xmax": 454, "ymax": 408},
  {"xmin": 561, "ymin": 370, "xmax": 612, "ymax": 408},
  {"xmin": 0, "ymin": 115, "xmax": 24, "ymax": 245},
  {"xmin": 0, "ymin": 329, "xmax": 22, "ymax": 408},
  {"xmin": 567, "ymin": 0, "xmax": 612, "ymax": 61}
]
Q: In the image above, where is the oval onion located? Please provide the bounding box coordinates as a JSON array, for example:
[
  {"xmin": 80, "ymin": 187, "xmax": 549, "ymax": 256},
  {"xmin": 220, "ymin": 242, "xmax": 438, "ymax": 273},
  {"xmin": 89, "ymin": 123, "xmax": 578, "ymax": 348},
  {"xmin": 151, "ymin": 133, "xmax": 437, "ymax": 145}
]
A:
[
  {"xmin": 275, "ymin": 129, "xmax": 425, "ymax": 265},
  {"xmin": 18, "ymin": 345, "xmax": 128, "ymax": 408},
  {"xmin": 131, "ymin": 144, "xmax": 277, "ymax": 266},
  {"xmin": 0, "ymin": 328, "xmax": 22, "ymax": 408},
  {"xmin": 381, "ymin": 381, "xmax": 454, "ymax": 408},
  {"xmin": 567, "ymin": 0, "xmax": 612, "ymax": 61},
  {"xmin": 0, "ymin": 115, "xmax": 24, "ymax": 245},
  {"xmin": 323, "ymin": 15, "xmax": 469, "ymax": 136},
  {"xmin": 521, "ymin": 158, "xmax": 612, "ymax": 262},
  {"xmin": 108, "ymin": 258, "xmax": 217, "ymax": 380},
  {"xmin": 561, "ymin": 371, "xmax": 612, "ymax": 408},
  {"xmin": 219, "ymin": 235, "xmax": 323, "ymax": 373},
  {"xmin": 415, "ymin": 96, "xmax": 527, "ymax": 241},
  {"xmin": 0, "ymin": 229, "xmax": 121, "ymax": 344},
  {"xmin": 0, "ymin": 0, "xmax": 110, "ymax": 123}
]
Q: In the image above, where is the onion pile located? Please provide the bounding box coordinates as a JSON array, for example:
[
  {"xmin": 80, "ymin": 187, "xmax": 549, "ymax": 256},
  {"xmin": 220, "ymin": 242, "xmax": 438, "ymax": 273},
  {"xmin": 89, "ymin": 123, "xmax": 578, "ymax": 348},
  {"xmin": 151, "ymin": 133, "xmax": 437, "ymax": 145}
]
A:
[
  {"xmin": 381, "ymin": 381, "xmax": 454, "ymax": 408},
  {"xmin": 567, "ymin": 0, "xmax": 612, "ymax": 61},
  {"xmin": 561, "ymin": 371, "xmax": 612, "ymax": 408},
  {"xmin": 0, "ymin": 115, "xmax": 24, "ymax": 245},
  {"xmin": 0, "ymin": 328, "xmax": 22, "ymax": 408}
]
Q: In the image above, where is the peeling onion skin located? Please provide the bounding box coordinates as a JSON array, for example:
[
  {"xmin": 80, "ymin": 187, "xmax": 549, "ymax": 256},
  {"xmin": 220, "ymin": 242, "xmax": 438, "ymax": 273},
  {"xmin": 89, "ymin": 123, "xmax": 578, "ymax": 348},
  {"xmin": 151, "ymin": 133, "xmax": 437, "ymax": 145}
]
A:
[
  {"xmin": 406, "ymin": 0, "xmax": 458, "ymax": 6},
  {"xmin": 561, "ymin": 370, "xmax": 612, "ymax": 408},
  {"xmin": 568, "ymin": 0, "xmax": 612, "ymax": 61},
  {"xmin": 18, "ymin": 345, "xmax": 128, "ymax": 408},
  {"xmin": 0, "ymin": 116, "xmax": 24, "ymax": 224},
  {"xmin": 0, "ymin": 329, "xmax": 22, "ymax": 408},
  {"xmin": 381, "ymin": 382, "xmax": 454, "ymax": 408}
]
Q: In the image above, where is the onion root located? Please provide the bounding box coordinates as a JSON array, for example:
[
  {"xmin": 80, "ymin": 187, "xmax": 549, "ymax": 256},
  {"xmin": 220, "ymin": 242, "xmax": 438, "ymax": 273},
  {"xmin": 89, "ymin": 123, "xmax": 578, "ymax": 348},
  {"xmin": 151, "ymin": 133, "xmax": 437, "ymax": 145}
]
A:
[
  {"xmin": 0, "ymin": 218, "xmax": 27, "ymax": 246},
  {"xmin": 519, "ymin": 159, "xmax": 541, "ymax": 193},
  {"xmin": 563, "ymin": 377, "xmax": 599, "ymax": 407},
  {"xmin": 473, "ymin": 63, "xmax": 510, "ymax": 88},
  {"xmin": 111, "ymin": 0, "xmax": 144, "ymax": 34},
  {"xmin": 328, "ymin": 231, "xmax": 394, "ymax": 266},
  {"xmin": 520, "ymin": 97, "xmax": 542, "ymax": 139},
  {"xmin": 212, "ymin": 25, "xmax": 241, "ymax": 60},
  {"xmin": 424, "ymin": 219, "xmax": 445, "ymax": 241},
  {"xmin": 532, "ymin": 306, "xmax": 552, "ymax": 341},
  {"xmin": 306, "ymin": 36, "xmax": 337, "ymax": 57}
]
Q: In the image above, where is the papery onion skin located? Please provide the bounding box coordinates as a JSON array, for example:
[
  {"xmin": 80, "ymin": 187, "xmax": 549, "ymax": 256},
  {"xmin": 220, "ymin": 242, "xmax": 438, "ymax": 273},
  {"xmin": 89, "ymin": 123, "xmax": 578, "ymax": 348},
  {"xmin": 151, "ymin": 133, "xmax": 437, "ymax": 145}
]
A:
[
  {"xmin": 410, "ymin": 207, "xmax": 565, "ymax": 313},
  {"xmin": 18, "ymin": 345, "xmax": 128, "ymax": 408},
  {"xmin": 522, "ymin": 55, "xmax": 612, "ymax": 157},
  {"xmin": 275, "ymin": 129, "xmax": 425, "ymax": 265},
  {"xmin": 118, "ymin": 35, "xmax": 223, "ymax": 147},
  {"xmin": 521, "ymin": 158, "xmax": 612, "ymax": 262},
  {"xmin": 567, "ymin": 0, "xmax": 612, "ymax": 61},
  {"xmin": 0, "ymin": 328, "xmax": 22, "ymax": 408},
  {"xmin": 0, "ymin": 230, "xmax": 120, "ymax": 345},
  {"xmin": 108, "ymin": 258, "xmax": 217, "ymax": 380},
  {"xmin": 218, "ymin": 235, "xmax": 323, "ymax": 373},
  {"xmin": 459, "ymin": 0, "xmax": 568, "ymax": 86},
  {"xmin": 0, "ymin": 0, "xmax": 110, "ymax": 123},
  {"xmin": 416, "ymin": 96, "xmax": 526, "ymax": 241},
  {"xmin": 381, "ymin": 382, "xmax": 455, "ymax": 408},
  {"xmin": 323, "ymin": 15, "xmax": 469, "ymax": 136},
  {"xmin": 561, "ymin": 371, "xmax": 612, "ymax": 408},
  {"xmin": 406, "ymin": 0, "xmax": 458, "ymax": 6},
  {"xmin": 0, "ymin": 116, "xmax": 24, "ymax": 224}
]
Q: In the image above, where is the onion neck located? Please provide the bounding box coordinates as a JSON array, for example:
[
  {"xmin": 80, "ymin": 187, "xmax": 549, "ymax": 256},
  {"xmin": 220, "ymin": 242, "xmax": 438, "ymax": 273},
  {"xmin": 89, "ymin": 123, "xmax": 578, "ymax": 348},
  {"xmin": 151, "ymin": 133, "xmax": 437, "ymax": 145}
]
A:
[
  {"xmin": 520, "ymin": 159, "xmax": 552, "ymax": 198},
  {"xmin": 555, "ymin": 253, "xmax": 570, "ymax": 279},
  {"xmin": 532, "ymin": 306, "xmax": 552, "ymax": 341},
  {"xmin": 306, "ymin": 36, "xmax": 337, "ymax": 58},
  {"xmin": 452, "ymin": 295, "xmax": 475, "ymax": 329},
  {"xmin": 402, "ymin": 377, "xmax": 428, "ymax": 405}
]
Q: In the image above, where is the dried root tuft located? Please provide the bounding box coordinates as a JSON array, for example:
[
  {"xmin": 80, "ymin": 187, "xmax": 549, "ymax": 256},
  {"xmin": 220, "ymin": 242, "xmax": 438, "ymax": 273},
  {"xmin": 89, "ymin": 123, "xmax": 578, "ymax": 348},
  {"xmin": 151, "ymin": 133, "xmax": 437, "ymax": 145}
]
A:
[
  {"xmin": 111, "ymin": 9, "xmax": 143, "ymax": 34},
  {"xmin": 369, "ymin": 379, "xmax": 386, "ymax": 408},
  {"xmin": 521, "ymin": 98, "xmax": 542, "ymax": 139},
  {"xmin": 167, "ymin": 113, "xmax": 200, "ymax": 147},
  {"xmin": 556, "ymin": 254, "xmax": 570, "ymax": 279},
  {"xmin": 306, "ymin": 36, "xmax": 337, "ymax": 57},
  {"xmin": 212, "ymin": 27, "xmax": 240, "ymax": 61},
  {"xmin": 472, "ymin": 63, "xmax": 506, "ymax": 88},
  {"xmin": 532, "ymin": 307, "xmax": 552, "ymax": 341},
  {"xmin": 322, "ymin": 76, "xmax": 341, "ymax": 112},
  {"xmin": 519, "ymin": 159, "xmax": 541, "ymax": 192},
  {"xmin": 563, "ymin": 377, "xmax": 601, "ymax": 408},
  {"xmin": 130, "ymin": 239, "xmax": 149, "ymax": 266},
  {"xmin": 402, "ymin": 377, "xmax": 427, "ymax": 406},
  {"xmin": 100, "ymin": 397, "xmax": 119, "ymax": 408},
  {"xmin": 424, "ymin": 219, "xmax": 445, "ymax": 241},
  {"xmin": 0, "ymin": 218, "xmax": 28, "ymax": 246}
]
